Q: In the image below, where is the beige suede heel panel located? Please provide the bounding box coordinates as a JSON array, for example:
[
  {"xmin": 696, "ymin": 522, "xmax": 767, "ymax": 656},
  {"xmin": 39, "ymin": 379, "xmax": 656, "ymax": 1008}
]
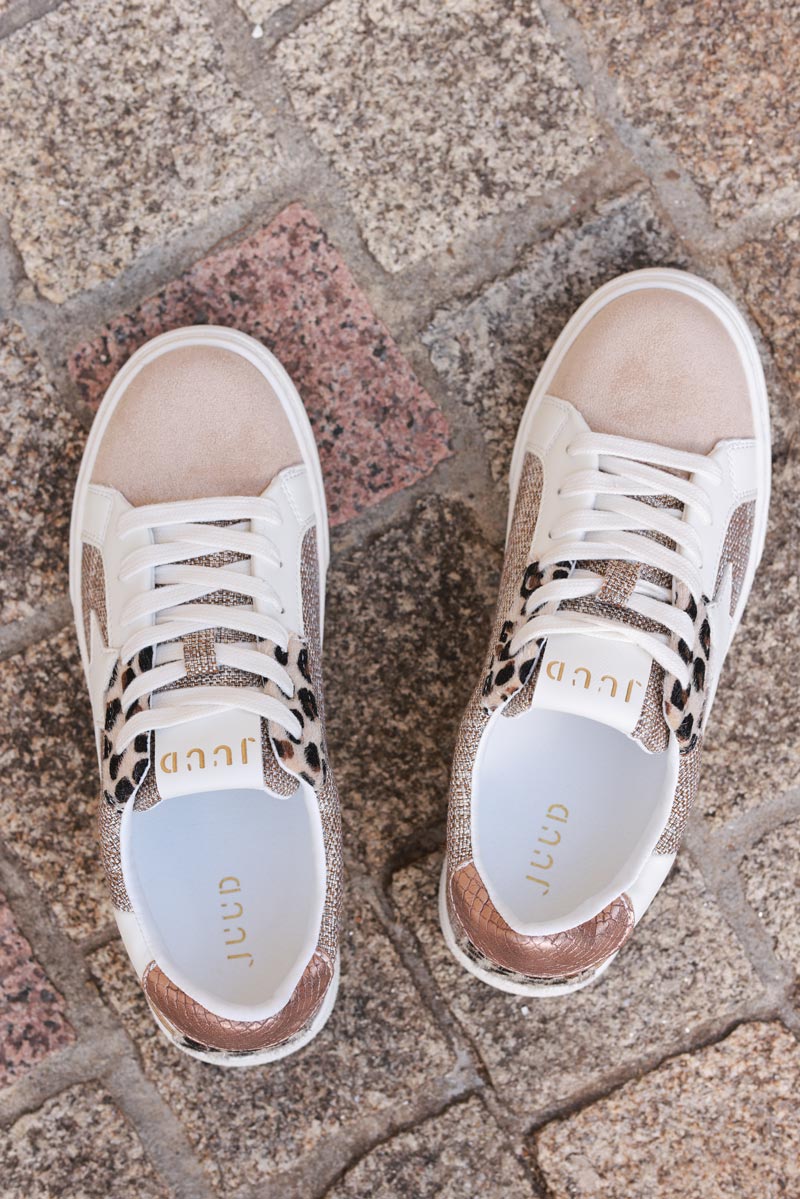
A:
[
  {"xmin": 551, "ymin": 290, "xmax": 754, "ymax": 452},
  {"xmin": 92, "ymin": 346, "xmax": 302, "ymax": 504}
]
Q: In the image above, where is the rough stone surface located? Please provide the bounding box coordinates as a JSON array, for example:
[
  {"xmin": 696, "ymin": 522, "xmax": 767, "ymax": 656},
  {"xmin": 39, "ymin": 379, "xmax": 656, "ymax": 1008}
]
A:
[
  {"xmin": 423, "ymin": 187, "xmax": 684, "ymax": 482},
  {"xmin": 69, "ymin": 204, "xmax": 450, "ymax": 525},
  {"xmin": 699, "ymin": 455, "xmax": 800, "ymax": 827},
  {"xmin": 0, "ymin": 1082, "xmax": 170, "ymax": 1198},
  {"xmin": 0, "ymin": 321, "xmax": 83, "ymax": 623},
  {"xmin": 0, "ymin": 0, "xmax": 276, "ymax": 301},
  {"xmin": 328, "ymin": 1095, "xmax": 536, "ymax": 1198},
  {"xmin": 327, "ymin": 496, "xmax": 500, "ymax": 868},
  {"xmin": 741, "ymin": 818, "xmax": 800, "ymax": 972},
  {"xmin": 569, "ymin": 0, "xmax": 800, "ymax": 227},
  {"xmin": 0, "ymin": 890, "xmax": 74, "ymax": 1088},
  {"xmin": 89, "ymin": 891, "xmax": 454, "ymax": 1194},
  {"xmin": 279, "ymin": 0, "xmax": 602, "ymax": 272},
  {"xmin": 0, "ymin": 629, "xmax": 102, "ymax": 941},
  {"xmin": 535, "ymin": 1022, "xmax": 800, "ymax": 1199},
  {"xmin": 236, "ymin": 0, "xmax": 286, "ymax": 22},
  {"xmin": 731, "ymin": 215, "xmax": 800, "ymax": 457},
  {"xmin": 394, "ymin": 854, "xmax": 762, "ymax": 1114}
]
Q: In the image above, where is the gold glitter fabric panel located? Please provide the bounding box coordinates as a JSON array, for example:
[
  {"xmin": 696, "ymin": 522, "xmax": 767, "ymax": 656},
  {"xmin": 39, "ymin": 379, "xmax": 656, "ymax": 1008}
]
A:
[
  {"xmin": 632, "ymin": 661, "xmax": 670, "ymax": 753},
  {"xmin": 98, "ymin": 794, "xmax": 132, "ymax": 911},
  {"xmin": 81, "ymin": 543, "xmax": 108, "ymax": 647},
  {"xmin": 715, "ymin": 500, "xmax": 756, "ymax": 615},
  {"xmin": 295, "ymin": 527, "xmax": 342, "ymax": 962},
  {"xmin": 448, "ymin": 452, "xmax": 544, "ymax": 867},
  {"xmin": 655, "ymin": 741, "xmax": 702, "ymax": 855}
]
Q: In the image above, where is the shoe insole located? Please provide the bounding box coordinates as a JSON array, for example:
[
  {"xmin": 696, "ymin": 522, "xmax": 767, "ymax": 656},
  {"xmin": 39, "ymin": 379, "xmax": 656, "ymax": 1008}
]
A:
[
  {"xmin": 473, "ymin": 708, "xmax": 673, "ymax": 933},
  {"xmin": 127, "ymin": 787, "xmax": 322, "ymax": 1010}
]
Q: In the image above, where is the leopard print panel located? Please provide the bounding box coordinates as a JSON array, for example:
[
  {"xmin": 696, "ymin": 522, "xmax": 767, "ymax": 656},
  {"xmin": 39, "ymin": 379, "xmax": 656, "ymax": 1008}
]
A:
[
  {"xmin": 481, "ymin": 558, "xmax": 572, "ymax": 711},
  {"xmin": 663, "ymin": 583, "xmax": 711, "ymax": 753},
  {"xmin": 267, "ymin": 632, "xmax": 327, "ymax": 789},
  {"xmin": 101, "ymin": 648, "xmax": 153, "ymax": 811}
]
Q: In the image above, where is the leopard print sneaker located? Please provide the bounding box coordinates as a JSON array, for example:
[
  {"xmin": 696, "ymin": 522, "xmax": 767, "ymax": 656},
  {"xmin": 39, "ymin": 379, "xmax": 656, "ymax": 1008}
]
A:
[
  {"xmin": 441, "ymin": 269, "xmax": 770, "ymax": 996},
  {"xmin": 71, "ymin": 327, "xmax": 342, "ymax": 1064}
]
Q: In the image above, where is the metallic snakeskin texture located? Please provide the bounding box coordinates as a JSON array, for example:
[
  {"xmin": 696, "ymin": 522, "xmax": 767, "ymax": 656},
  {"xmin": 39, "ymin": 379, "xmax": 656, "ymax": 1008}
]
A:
[
  {"xmin": 715, "ymin": 500, "xmax": 755, "ymax": 616},
  {"xmin": 448, "ymin": 910, "xmax": 601, "ymax": 991},
  {"xmin": 81, "ymin": 543, "xmax": 108, "ymax": 647},
  {"xmin": 449, "ymin": 862, "xmax": 635, "ymax": 979},
  {"xmin": 655, "ymin": 740, "xmax": 703, "ymax": 855},
  {"xmin": 142, "ymin": 950, "xmax": 333, "ymax": 1054}
]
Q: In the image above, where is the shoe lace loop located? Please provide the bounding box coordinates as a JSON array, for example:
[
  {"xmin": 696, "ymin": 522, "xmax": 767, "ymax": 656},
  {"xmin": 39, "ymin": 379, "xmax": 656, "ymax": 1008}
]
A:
[
  {"xmin": 509, "ymin": 433, "xmax": 723, "ymax": 686},
  {"xmin": 112, "ymin": 496, "xmax": 302, "ymax": 753}
]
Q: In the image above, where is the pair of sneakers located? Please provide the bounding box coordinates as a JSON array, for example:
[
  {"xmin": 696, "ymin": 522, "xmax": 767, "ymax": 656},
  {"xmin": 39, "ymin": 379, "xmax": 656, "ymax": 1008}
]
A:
[{"xmin": 71, "ymin": 268, "xmax": 770, "ymax": 1066}]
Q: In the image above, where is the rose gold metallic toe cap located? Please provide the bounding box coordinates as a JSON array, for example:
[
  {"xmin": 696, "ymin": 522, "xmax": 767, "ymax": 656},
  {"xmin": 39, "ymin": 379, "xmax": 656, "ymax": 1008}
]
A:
[
  {"xmin": 449, "ymin": 862, "xmax": 634, "ymax": 980},
  {"xmin": 142, "ymin": 950, "xmax": 334, "ymax": 1054}
]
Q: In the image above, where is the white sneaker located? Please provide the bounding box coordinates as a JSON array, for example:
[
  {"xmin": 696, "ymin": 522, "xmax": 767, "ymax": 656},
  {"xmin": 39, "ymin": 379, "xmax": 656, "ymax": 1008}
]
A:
[
  {"xmin": 441, "ymin": 269, "xmax": 770, "ymax": 995},
  {"xmin": 71, "ymin": 327, "xmax": 342, "ymax": 1063}
]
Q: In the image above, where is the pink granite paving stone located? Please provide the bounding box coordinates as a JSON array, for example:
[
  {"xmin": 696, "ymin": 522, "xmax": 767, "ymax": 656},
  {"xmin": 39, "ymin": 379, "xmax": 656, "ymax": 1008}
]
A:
[
  {"xmin": 0, "ymin": 891, "xmax": 74, "ymax": 1087},
  {"xmin": 69, "ymin": 204, "xmax": 451, "ymax": 524}
]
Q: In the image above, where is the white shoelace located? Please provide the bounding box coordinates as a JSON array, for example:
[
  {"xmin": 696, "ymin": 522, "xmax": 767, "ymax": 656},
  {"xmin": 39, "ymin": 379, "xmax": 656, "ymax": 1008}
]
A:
[
  {"xmin": 509, "ymin": 433, "xmax": 723, "ymax": 687},
  {"xmin": 112, "ymin": 496, "xmax": 302, "ymax": 754}
]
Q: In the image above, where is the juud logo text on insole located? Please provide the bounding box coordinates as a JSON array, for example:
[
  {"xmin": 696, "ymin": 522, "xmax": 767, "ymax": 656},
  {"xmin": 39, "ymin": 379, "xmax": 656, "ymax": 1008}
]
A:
[
  {"xmin": 527, "ymin": 803, "xmax": 568, "ymax": 895},
  {"xmin": 219, "ymin": 876, "xmax": 254, "ymax": 967}
]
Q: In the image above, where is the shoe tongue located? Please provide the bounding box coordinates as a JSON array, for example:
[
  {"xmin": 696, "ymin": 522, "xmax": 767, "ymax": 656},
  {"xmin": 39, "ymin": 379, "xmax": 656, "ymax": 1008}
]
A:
[
  {"xmin": 529, "ymin": 632, "xmax": 664, "ymax": 750},
  {"xmin": 146, "ymin": 535, "xmax": 297, "ymax": 802},
  {"xmin": 153, "ymin": 710, "xmax": 276, "ymax": 800}
]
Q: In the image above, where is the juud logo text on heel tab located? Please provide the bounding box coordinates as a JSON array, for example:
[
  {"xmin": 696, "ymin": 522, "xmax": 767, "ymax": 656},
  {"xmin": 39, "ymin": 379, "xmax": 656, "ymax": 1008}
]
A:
[
  {"xmin": 544, "ymin": 658, "xmax": 643, "ymax": 703},
  {"xmin": 160, "ymin": 736, "xmax": 257, "ymax": 775}
]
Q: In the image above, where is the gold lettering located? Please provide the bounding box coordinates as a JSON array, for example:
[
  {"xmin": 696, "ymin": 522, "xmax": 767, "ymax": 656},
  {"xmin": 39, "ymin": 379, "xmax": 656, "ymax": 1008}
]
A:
[
  {"xmin": 538, "ymin": 826, "xmax": 561, "ymax": 847},
  {"xmin": 547, "ymin": 803, "xmax": 569, "ymax": 823},
  {"xmin": 218, "ymin": 876, "xmax": 241, "ymax": 894},
  {"xmin": 573, "ymin": 666, "xmax": 591, "ymax": 689},
  {"xmin": 599, "ymin": 673, "xmax": 618, "ymax": 697},
  {"xmin": 222, "ymin": 901, "xmax": 243, "ymax": 919},
  {"xmin": 213, "ymin": 744, "xmax": 233, "ymax": 766},
  {"xmin": 240, "ymin": 736, "xmax": 256, "ymax": 765},
  {"xmin": 224, "ymin": 927, "xmax": 247, "ymax": 946},
  {"xmin": 160, "ymin": 751, "xmax": 177, "ymax": 774},
  {"xmin": 530, "ymin": 849, "xmax": 554, "ymax": 870},
  {"xmin": 625, "ymin": 678, "xmax": 643, "ymax": 703},
  {"xmin": 526, "ymin": 876, "xmax": 550, "ymax": 894},
  {"xmin": 186, "ymin": 747, "xmax": 205, "ymax": 770},
  {"xmin": 546, "ymin": 659, "xmax": 565, "ymax": 682},
  {"xmin": 227, "ymin": 952, "xmax": 254, "ymax": 967}
]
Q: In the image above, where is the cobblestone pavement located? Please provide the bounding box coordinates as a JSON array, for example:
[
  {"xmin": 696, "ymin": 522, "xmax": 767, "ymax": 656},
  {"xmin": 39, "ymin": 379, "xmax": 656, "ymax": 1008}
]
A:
[{"xmin": 0, "ymin": 2, "xmax": 798, "ymax": 1196}]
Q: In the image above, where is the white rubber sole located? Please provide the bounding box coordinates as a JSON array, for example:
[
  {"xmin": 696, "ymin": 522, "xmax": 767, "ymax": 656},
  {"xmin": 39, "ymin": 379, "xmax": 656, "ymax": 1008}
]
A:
[
  {"xmin": 69, "ymin": 326, "xmax": 336, "ymax": 1064},
  {"xmin": 442, "ymin": 268, "xmax": 771, "ymax": 997},
  {"xmin": 154, "ymin": 959, "xmax": 341, "ymax": 1068}
]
